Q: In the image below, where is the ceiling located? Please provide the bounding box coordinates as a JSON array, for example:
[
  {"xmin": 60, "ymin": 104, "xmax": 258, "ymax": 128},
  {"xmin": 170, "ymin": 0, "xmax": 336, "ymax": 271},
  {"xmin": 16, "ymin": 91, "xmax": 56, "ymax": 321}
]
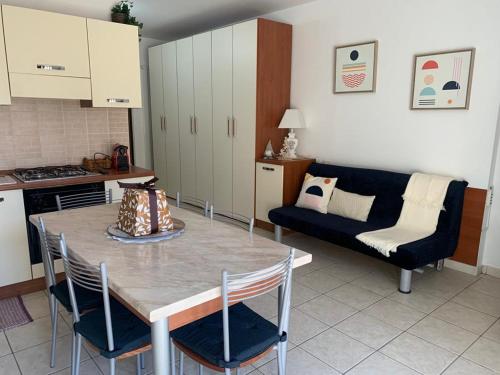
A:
[{"xmin": 1, "ymin": 0, "xmax": 313, "ymax": 40}]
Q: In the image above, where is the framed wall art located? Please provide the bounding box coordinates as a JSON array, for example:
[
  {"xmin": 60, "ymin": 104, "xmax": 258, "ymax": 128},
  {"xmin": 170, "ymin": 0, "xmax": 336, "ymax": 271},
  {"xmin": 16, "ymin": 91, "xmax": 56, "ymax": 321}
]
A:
[
  {"xmin": 411, "ymin": 48, "xmax": 475, "ymax": 110},
  {"xmin": 334, "ymin": 40, "xmax": 378, "ymax": 93}
]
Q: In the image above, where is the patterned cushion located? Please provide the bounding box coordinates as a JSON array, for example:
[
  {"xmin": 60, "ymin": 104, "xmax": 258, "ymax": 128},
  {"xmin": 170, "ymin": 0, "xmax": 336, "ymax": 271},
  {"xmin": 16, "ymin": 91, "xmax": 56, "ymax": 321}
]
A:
[
  {"xmin": 295, "ymin": 173, "xmax": 337, "ymax": 213},
  {"xmin": 327, "ymin": 188, "xmax": 375, "ymax": 222}
]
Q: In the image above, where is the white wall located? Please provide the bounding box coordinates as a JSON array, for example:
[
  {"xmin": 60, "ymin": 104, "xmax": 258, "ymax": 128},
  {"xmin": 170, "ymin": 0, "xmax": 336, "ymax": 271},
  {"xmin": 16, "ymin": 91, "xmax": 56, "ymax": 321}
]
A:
[
  {"xmin": 265, "ymin": 0, "xmax": 500, "ymax": 268},
  {"xmin": 131, "ymin": 36, "xmax": 164, "ymax": 169},
  {"xmin": 266, "ymin": 0, "xmax": 500, "ymax": 189},
  {"xmin": 483, "ymin": 108, "xmax": 500, "ymax": 268}
]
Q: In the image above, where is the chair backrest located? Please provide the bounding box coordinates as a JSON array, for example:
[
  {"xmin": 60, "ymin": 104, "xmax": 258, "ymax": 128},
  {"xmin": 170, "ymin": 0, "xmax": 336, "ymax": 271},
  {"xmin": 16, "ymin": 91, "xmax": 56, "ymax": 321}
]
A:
[
  {"xmin": 56, "ymin": 189, "xmax": 113, "ymax": 211},
  {"xmin": 37, "ymin": 217, "xmax": 62, "ymax": 291},
  {"xmin": 209, "ymin": 205, "xmax": 255, "ymax": 233},
  {"xmin": 59, "ymin": 234, "xmax": 114, "ymax": 352},
  {"xmin": 176, "ymin": 192, "xmax": 210, "ymax": 217},
  {"xmin": 221, "ymin": 248, "xmax": 295, "ymax": 364}
]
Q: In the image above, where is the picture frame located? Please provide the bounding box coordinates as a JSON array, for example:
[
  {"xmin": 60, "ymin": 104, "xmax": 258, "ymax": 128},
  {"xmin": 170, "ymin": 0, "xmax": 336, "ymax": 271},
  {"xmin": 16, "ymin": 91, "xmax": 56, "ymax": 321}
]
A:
[
  {"xmin": 334, "ymin": 40, "xmax": 378, "ymax": 94},
  {"xmin": 410, "ymin": 48, "xmax": 475, "ymax": 110}
]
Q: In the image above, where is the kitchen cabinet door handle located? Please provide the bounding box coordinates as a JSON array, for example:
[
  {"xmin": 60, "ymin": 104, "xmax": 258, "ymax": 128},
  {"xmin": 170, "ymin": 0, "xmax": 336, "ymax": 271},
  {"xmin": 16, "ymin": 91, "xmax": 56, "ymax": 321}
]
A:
[
  {"xmin": 107, "ymin": 98, "xmax": 130, "ymax": 104},
  {"xmin": 194, "ymin": 116, "xmax": 198, "ymax": 134},
  {"xmin": 0, "ymin": 197, "xmax": 4, "ymax": 203},
  {"xmin": 262, "ymin": 167, "xmax": 275, "ymax": 171},
  {"xmin": 160, "ymin": 115, "xmax": 164, "ymax": 130},
  {"xmin": 164, "ymin": 116, "xmax": 167, "ymax": 133},
  {"xmin": 190, "ymin": 116, "xmax": 194, "ymax": 134},
  {"xmin": 37, "ymin": 64, "xmax": 65, "ymax": 71},
  {"xmin": 227, "ymin": 117, "xmax": 231, "ymax": 137},
  {"xmin": 232, "ymin": 117, "xmax": 236, "ymax": 137}
]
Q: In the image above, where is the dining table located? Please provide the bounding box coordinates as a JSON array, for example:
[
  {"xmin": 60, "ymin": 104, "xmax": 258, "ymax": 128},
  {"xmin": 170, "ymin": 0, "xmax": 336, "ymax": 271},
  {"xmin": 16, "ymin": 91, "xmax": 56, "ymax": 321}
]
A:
[{"xmin": 30, "ymin": 203, "xmax": 312, "ymax": 375}]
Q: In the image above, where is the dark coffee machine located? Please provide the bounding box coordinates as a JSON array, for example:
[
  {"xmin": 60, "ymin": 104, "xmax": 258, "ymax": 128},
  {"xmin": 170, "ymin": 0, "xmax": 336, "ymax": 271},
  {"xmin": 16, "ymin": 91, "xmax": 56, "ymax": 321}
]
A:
[{"xmin": 111, "ymin": 144, "xmax": 130, "ymax": 171}]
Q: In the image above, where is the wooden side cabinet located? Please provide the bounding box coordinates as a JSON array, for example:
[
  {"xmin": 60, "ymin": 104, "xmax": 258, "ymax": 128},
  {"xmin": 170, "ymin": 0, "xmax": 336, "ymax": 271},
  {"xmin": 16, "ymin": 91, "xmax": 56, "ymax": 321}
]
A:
[{"xmin": 255, "ymin": 158, "xmax": 314, "ymax": 226}]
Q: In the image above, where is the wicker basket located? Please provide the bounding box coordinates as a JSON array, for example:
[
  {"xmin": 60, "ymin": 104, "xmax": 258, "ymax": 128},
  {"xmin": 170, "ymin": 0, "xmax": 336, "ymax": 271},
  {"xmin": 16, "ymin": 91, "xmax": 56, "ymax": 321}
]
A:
[{"xmin": 83, "ymin": 153, "xmax": 112, "ymax": 172}]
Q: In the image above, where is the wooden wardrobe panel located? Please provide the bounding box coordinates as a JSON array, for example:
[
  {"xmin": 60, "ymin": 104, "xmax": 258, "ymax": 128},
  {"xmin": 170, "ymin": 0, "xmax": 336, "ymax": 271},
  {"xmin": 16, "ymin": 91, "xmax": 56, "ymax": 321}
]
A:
[
  {"xmin": 255, "ymin": 19, "xmax": 292, "ymax": 157},
  {"xmin": 451, "ymin": 187, "xmax": 487, "ymax": 266}
]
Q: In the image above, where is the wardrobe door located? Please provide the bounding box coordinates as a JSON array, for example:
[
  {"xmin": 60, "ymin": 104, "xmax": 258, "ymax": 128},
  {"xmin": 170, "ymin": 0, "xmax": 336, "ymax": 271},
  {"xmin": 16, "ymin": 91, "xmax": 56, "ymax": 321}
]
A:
[
  {"xmin": 148, "ymin": 45, "xmax": 167, "ymax": 190},
  {"xmin": 193, "ymin": 32, "xmax": 213, "ymax": 203},
  {"xmin": 162, "ymin": 42, "xmax": 181, "ymax": 198},
  {"xmin": 232, "ymin": 20, "xmax": 257, "ymax": 219},
  {"xmin": 176, "ymin": 37, "xmax": 197, "ymax": 200},
  {"xmin": 212, "ymin": 26, "xmax": 234, "ymax": 214}
]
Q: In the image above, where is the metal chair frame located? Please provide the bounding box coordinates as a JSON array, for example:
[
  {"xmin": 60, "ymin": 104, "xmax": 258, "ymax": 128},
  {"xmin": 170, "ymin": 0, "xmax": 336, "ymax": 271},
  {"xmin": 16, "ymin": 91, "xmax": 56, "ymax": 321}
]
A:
[
  {"xmin": 56, "ymin": 189, "xmax": 113, "ymax": 211},
  {"xmin": 174, "ymin": 248, "xmax": 295, "ymax": 375},
  {"xmin": 37, "ymin": 218, "xmax": 62, "ymax": 368},
  {"xmin": 209, "ymin": 205, "xmax": 255, "ymax": 234},
  {"xmin": 176, "ymin": 192, "xmax": 210, "ymax": 217},
  {"xmin": 59, "ymin": 234, "xmax": 145, "ymax": 375}
]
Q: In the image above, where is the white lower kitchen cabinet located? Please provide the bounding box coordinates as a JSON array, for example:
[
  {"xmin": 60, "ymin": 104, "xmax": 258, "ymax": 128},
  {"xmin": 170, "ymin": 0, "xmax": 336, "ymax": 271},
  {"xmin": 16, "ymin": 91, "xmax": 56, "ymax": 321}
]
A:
[
  {"xmin": 0, "ymin": 189, "xmax": 32, "ymax": 287},
  {"xmin": 104, "ymin": 176, "xmax": 155, "ymax": 202}
]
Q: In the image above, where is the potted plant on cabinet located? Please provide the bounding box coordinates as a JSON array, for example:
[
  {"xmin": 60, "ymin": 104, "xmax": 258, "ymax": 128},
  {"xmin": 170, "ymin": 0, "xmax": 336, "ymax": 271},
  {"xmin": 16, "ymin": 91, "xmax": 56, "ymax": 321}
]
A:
[{"xmin": 111, "ymin": 0, "xmax": 144, "ymax": 39}]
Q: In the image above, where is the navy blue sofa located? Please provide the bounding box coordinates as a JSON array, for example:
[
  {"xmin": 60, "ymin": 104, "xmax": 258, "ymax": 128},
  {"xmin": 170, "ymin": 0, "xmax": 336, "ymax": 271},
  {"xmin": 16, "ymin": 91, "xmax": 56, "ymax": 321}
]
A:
[{"xmin": 268, "ymin": 163, "xmax": 468, "ymax": 293}]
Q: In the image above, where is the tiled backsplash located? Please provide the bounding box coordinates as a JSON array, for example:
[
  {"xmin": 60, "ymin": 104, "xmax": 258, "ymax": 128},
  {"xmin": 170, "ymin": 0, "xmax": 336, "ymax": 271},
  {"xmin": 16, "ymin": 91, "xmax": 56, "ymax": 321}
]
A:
[{"xmin": 0, "ymin": 98, "xmax": 129, "ymax": 169}]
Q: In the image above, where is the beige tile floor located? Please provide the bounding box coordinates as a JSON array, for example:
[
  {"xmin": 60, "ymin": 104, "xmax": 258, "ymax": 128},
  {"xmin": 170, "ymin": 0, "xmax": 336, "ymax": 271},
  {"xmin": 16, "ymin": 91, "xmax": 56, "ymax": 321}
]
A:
[{"xmin": 1, "ymin": 231, "xmax": 500, "ymax": 374}]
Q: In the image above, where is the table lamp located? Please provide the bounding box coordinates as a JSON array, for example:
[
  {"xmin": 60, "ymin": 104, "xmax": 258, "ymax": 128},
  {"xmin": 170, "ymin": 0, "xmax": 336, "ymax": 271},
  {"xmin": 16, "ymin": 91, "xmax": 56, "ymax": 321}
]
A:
[{"xmin": 278, "ymin": 109, "xmax": 306, "ymax": 159}]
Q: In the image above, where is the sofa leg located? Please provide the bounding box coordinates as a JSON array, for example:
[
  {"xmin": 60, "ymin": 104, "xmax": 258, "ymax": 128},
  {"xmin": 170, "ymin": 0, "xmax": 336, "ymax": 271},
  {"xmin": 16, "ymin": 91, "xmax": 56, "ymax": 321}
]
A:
[
  {"xmin": 399, "ymin": 269, "xmax": 412, "ymax": 294},
  {"xmin": 274, "ymin": 225, "xmax": 282, "ymax": 243},
  {"xmin": 436, "ymin": 259, "xmax": 444, "ymax": 271}
]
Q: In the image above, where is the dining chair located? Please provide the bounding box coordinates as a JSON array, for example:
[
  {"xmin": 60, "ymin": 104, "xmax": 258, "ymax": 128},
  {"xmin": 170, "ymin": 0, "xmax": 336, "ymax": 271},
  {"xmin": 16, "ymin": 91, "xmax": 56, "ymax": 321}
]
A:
[
  {"xmin": 56, "ymin": 189, "xmax": 113, "ymax": 211},
  {"xmin": 59, "ymin": 233, "xmax": 151, "ymax": 375},
  {"xmin": 176, "ymin": 191, "xmax": 210, "ymax": 217},
  {"xmin": 37, "ymin": 217, "xmax": 103, "ymax": 368},
  {"xmin": 209, "ymin": 205, "xmax": 255, "ymax": 233},
  {"xmin": 171, "ymin": 248, "xmax": 295, "ymax": 375}
]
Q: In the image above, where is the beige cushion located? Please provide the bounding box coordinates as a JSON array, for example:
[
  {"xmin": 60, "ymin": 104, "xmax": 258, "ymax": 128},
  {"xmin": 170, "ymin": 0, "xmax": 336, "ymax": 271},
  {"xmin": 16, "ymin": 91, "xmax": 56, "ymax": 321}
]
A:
[
  {"xmin": 296, "ymin": 173, "xmax": 337, "ymax": 214},
  {"xmin": 327, "ymin": 188, "xmax": 375, "ymax": 222}
]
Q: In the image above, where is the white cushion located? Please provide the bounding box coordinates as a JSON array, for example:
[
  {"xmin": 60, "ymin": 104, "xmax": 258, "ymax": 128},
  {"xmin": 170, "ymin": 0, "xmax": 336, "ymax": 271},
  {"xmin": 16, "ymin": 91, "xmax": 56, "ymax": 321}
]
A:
[
  {"xmin": 327, "ymin": 188, "xmax": 375, "ymax": 222},
  {"xmin": 296, "ymin": 173, "xmax": 337, "ymax": 214}
]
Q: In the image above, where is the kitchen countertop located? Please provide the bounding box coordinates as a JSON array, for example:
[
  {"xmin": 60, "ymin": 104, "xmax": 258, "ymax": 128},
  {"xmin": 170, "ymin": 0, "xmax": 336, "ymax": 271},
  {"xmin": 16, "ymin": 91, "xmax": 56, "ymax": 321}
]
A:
[{"xmin": 0, "ymin": 166, "xmax": 155, "ymax": 192}]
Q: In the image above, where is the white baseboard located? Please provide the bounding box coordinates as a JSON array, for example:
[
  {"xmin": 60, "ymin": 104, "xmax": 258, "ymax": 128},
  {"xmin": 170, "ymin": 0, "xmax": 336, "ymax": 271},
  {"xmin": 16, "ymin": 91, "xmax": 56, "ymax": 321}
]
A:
[
  {"xmin": 482, "ymin": 265, "xmax": 500, "ymax": 278},
  {"xmin": 444, "ymin": 259, "xmax": 480, "ymax": 276}
]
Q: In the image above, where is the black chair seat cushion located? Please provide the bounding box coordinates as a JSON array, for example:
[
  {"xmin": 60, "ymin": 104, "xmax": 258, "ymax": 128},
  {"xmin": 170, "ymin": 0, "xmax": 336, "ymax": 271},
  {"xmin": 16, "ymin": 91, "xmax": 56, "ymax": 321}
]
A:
[
  {"xmin": 50, "ymin": 280, "xmax": 102, "ymax": 313},
  {"xmin": 171, "ymin": 303, "xmax": 281, "ymax": 369},
  {"xmin": 74, "ymin": 299, "xmax": 151, "ymax": 359}
]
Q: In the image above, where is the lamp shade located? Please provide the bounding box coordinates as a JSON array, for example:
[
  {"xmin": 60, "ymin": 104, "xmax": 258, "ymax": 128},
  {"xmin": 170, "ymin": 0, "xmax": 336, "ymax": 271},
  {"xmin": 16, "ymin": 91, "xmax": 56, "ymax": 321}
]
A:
[{"xmin": 278, "ymin": 109, "xmax": 306, "ymax": 129}]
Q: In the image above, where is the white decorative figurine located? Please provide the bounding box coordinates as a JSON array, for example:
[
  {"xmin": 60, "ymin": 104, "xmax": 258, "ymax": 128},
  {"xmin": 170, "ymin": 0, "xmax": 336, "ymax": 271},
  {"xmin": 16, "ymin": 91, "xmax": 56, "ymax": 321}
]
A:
[{"xmin": 278, "ymin": 109, "xmax": 306, "ymax": 159}]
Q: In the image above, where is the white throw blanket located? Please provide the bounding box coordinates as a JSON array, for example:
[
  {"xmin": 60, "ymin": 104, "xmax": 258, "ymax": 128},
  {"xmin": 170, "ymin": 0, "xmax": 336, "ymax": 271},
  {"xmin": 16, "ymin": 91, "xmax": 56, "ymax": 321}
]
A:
[{"xmin": 356, "ymin": 173, "xmax": 453, "ymax": 257}]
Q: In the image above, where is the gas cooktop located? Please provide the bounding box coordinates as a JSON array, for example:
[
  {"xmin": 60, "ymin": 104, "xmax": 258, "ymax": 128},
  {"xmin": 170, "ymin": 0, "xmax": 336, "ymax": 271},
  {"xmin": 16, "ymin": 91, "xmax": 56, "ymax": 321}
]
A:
[{"xmin": 13, "ymin": 165, "xmax": 100, "ymax": 183}]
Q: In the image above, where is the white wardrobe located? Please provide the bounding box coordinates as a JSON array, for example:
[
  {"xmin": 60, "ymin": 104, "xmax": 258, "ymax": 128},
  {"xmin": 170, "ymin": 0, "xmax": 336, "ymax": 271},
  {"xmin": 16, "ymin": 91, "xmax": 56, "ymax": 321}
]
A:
[{"xmin": 149, "ymin": 18, "xmax": 292, "ymax": 219}]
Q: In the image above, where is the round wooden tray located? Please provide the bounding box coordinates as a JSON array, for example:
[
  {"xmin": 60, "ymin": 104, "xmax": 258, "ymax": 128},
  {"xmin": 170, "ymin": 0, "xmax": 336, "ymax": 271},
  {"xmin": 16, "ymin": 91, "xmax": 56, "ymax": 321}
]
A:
[{"xmin": 107, "ymin": 218, "xmax": 185, "ymax": 243}]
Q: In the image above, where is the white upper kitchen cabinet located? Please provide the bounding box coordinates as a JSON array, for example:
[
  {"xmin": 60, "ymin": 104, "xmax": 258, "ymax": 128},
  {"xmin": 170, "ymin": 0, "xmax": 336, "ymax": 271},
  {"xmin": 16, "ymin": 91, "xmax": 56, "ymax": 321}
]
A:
[
  {"xmin": 2, "ymin": 5, "xmax": 90, "ymax": 77},
  {"xmin": 0, "ymin": 190, "xmax": 32, "ymax": 287},
  {"xmin": 2, "ymin": 5, "xmax": 91, "ymax": 100},
  {"xmin": 0, "ymin": 7, "xmax": 11, "ymax": 105},
  {"xmin": 87, "ymin": 19, "xmax": 142, "ymax": 108}
]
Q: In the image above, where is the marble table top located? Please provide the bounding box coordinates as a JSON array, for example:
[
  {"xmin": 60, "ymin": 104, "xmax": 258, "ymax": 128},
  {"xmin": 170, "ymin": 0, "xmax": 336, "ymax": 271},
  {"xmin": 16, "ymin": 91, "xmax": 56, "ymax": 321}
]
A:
[{"xmin": 31, "ymin": 204, "xmax": 311, "ymax": 322}]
